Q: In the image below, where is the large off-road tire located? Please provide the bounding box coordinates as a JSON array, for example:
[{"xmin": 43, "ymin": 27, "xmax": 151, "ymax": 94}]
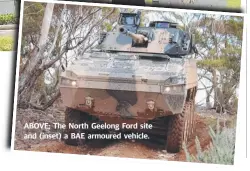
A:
[
  {"xmin": 166, "ymin": 101, "xmax": 191, "ymax": 153},
  {"xmin": 63, "ymin": 108, "xmax": 88, "ymax": 146}
]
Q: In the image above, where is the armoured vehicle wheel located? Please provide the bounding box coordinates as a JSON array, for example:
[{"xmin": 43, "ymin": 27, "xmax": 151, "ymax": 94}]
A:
[
  {"xmin": 64, "ymin": 108, "xmax": 87, "ymax": 146},
  {"xmin": 166, "ymin": 101, "xmax": 192, "ymax": 153}
]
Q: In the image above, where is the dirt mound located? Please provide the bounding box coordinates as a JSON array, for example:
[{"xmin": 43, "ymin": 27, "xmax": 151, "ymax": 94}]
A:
[
  {"xmin": 96, "ymin": 141, "xmax": 158, "ymax": 159},
  {"xmin": 27, "ymin": 140, "xmax": 161, "ymax": 160}
]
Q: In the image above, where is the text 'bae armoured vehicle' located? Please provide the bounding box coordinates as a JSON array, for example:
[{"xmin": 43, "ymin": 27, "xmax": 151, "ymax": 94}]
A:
[{"xmin": 59, "ymin": 11, "xmax": 198, "ymax": 153}]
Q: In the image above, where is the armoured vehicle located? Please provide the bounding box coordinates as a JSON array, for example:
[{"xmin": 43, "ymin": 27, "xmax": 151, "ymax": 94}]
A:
[{"xmin": 59, "ymin": 11, "xmax": 198, "ymax": 153}]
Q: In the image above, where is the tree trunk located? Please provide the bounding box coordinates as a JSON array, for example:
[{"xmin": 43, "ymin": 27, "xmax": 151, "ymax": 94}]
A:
[
  {"xmin": 39, "ymin": 3, "xmax": 54, "ymax": 47},
  {"xmin": 206, "ymin": 87, "xmax": 213, "ymax": 109},
  {"xmin": 18, "ymin": 3, "xmax": 54, "ymax": 99},
  {"xmin": 212, "ymin": 69, "xmax": 217, "ymax": 108}
]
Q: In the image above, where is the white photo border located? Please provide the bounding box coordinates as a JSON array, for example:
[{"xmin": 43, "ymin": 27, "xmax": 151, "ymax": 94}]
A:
[{"xmin": 11, "ymin": 0, "xmax": 247, "ymax": 169}]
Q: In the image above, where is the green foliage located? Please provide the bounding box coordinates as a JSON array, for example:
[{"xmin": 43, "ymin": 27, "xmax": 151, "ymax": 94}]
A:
[
  {"xmin": 225, "ymin": 17, "xmax": 243, "ymax": 40},
  {"xmin": 0, "ymin": 36, "xmax": 14, "ymax": 51},
  {"xmin": 23, "ymin": 2, "xmax": 45, "ymax": 35},
  {"xmin": 0, "ymin": 14, "xmax": 16, "ymax": 25},
  {"xmin": 103, "ymin": 22, "xmax": 113, "ymax": 32},
  {"xmin": 100, "ymin": 7, "xmax": 119, "ymax": 32},
  {"xmin": 197, "ymin": 47, "xmax": 241, "ymax": 71},
  {"xmin": 195, "ymin": 16, "xmax": 242, "ymax": 107},
  {"xmin": 227, "ymin": 0, "xmax": 241, "ymax": 9},
  {"xmin": 21, "ymin": 2, "xmax": 45, "ymax": 55},
  {"xmin": 197, "ymin": 58, "xmax": 228, "ymax": 69},
  {"xmin": 184, "ymin": 124, "xmax": 236, "ymax": 165}
]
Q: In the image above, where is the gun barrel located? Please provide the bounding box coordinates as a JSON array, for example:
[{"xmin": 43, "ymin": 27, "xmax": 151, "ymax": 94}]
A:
[
  {"xmin": 119, "ymin": 27, "xmax": 127, "ymax": 34},
  {"xmin": 119, "ymin": 27, "xmax": 148, "ymax": 44}
]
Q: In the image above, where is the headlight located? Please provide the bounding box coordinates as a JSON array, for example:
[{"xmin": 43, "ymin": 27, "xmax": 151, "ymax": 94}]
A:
[
  {"xmin": 61, "ymin": 78, "xmax": 77, "ymax": 87},
  {"xmin": 163, "ymin": 85, "xmax": 185, "ymax": 94},
  {"xmin": 165, "ymin": 87, "xmax": 171, "ymax": 92},
  {"xmin": 71, "ymin": 81, "xmax": 77, "ymax": 86}
]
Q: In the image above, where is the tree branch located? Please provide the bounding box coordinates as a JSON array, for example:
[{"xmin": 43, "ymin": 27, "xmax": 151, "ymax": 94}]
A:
[
  {"xmin": 67, "ymin": 8, "xmax": 115, "ymax": 51},
  {"xmin": 45, "ymin": 4, "xmax": 66, "ymax": 60}
]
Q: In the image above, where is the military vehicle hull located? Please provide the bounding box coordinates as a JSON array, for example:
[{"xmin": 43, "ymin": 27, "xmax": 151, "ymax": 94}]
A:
[
  {"xmin": 59, "ymin": 52, "xmax": 197, "ymax": 152},
  {"xmin": 60, "ymin": 52, "xmax": 197, "ymax": 119}
]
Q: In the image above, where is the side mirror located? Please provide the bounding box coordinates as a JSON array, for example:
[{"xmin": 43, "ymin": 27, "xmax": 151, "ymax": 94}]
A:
[
  {"xmin": 135, "ymin": 18, "xmax": 140, "ymax": 26},
  {"xmin": 135, "ymin": 11, "xmax": 141, "ymax": 26}
]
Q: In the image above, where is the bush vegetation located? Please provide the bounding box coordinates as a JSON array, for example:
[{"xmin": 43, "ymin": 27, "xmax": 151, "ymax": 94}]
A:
[
  {"xmin": 0, "ymin": 14, "xmax": 16, "ymax": 25},
  {"xmin": 0, "ymin": 36, "xmax": 14, "ymax": 51},
  {"xmin": 184, "ymin": 120, "xmax": 236, "ymax": 165}
]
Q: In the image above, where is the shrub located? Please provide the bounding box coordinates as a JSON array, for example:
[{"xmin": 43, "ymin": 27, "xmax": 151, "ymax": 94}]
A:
[
  {"xmin": 184, "ymin": 122, "xmax": 236, "ymax": 165},
  {"xmin": 0, "ymin": 14, "xmax": 16, "ymax": 25},
  {"xmin": 0, "ymin": 36, "xmax": 14, "ymax": 51}
]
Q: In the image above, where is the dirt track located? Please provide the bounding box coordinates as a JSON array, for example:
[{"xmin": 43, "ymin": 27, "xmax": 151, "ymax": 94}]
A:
[{"xmin": 14, "ymin": 107, "xmax": 217, "ymax": 162}]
